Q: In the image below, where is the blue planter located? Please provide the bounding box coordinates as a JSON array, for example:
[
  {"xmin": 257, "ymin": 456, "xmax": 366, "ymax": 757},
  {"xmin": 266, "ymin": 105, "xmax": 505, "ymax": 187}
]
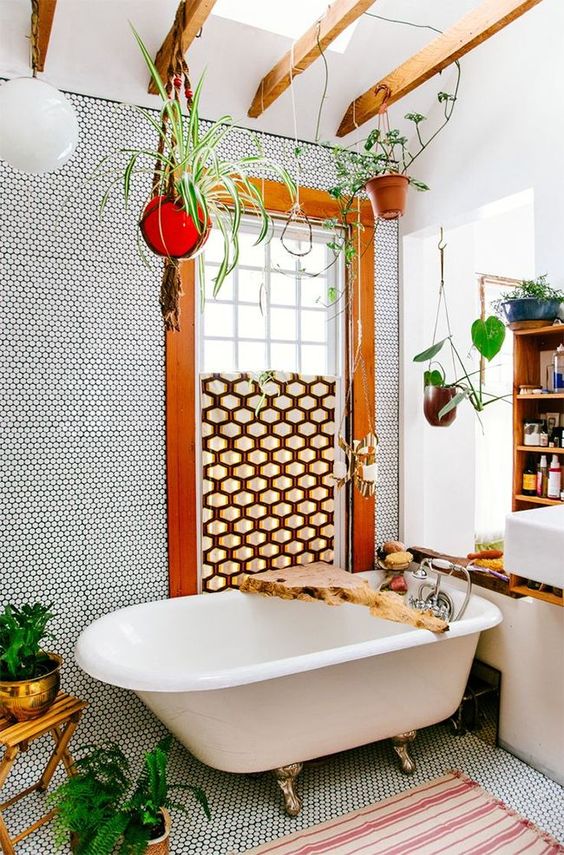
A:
[{"xmin": 501, "ymin": 298, "xmax": 562, "ymax": 324}]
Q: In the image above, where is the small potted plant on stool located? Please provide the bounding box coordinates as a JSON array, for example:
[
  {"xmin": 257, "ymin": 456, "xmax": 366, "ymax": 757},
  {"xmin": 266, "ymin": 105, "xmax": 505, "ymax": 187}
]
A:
[
  {"xmin": 0, "ymin": 603, "xmax": 62, "ymax": 721},
  {"xmin": 50, "ymin": 736, "xmax": 210, "ymax": 854}
]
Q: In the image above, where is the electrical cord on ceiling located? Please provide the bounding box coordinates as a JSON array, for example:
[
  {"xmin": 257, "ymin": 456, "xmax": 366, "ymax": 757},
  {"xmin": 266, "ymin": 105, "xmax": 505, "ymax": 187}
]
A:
[{"xmin": 363, "ymin": 12, "xmax": 443, "ymax": 36}]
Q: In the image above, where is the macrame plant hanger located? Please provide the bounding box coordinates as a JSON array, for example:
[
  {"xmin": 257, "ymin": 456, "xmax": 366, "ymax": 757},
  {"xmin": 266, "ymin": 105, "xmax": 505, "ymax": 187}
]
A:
[
  {"xmin": 429, "ymin": 228, "xmax": 457, "ymax": 379},
  {"xmin": 279, "ymin": 31, "xmax": 315, "ymax": 260},
  {"xmin": 152, "ymin": 1, "xmax": 194, "ymax": 331},
  {"xmin": 331, "ymin": 199, "xmax": 378, "ymax": 499}
]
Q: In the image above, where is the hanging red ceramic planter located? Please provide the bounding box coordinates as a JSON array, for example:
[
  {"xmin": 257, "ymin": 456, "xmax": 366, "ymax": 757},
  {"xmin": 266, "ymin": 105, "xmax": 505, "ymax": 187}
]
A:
[
  {"xmin": 423, "ymin": 385, "xmax": 458, "ymax": 427},
  {"xmin": 365, "ymin": 174, "xmax": 409, "ymax": 221},
  {"xmin": 139, "ymin": 195, "xmax": 210, "ymax": 260}
]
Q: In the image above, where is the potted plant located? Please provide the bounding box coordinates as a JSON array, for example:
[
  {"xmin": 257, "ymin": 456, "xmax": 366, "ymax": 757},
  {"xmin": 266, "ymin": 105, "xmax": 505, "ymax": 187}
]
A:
[
  {"xmin": 325, "ymin": 65, "xmax": 459, "ymax": 228},
  {"xmin": 50, "ymin": 736, "xmax": 210, "ymax": 854},
  {"xmin": 492, "ymin": 275, "xmax": 564, "ymax": 327},
  {"xmin": 0, "ymin": 603, "xmax": 61, "ymax": 721},
  {"xmin": 101, "ymin": 28, "xmax": 295, "ymax": 329},
  {"xmin": 414, "ymin": 316, "xmax": 508, "ymax": 426}
]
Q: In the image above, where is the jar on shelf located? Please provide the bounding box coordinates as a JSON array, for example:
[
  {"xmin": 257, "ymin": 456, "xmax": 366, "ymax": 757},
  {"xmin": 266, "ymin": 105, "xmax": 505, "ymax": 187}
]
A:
[{"xmin": 524, "ymin": 419, "xmax": 544, "ymax": 446}]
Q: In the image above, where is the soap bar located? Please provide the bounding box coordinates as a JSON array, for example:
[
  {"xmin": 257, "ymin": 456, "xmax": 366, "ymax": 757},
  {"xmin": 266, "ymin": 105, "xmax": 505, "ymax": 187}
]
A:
[{"xmin": 504, "ymin": 505, "xmax": 564, "ymax": 588}]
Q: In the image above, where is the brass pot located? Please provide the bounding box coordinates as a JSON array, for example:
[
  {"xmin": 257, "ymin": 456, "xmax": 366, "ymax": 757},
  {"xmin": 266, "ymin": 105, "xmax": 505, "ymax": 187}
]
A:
[
  {"xmin": 0, "ymin": 652, "xmax": 62, "ymax": 722},
  {"xmin": 146, "ymin": 809, "xmax": 171, "ymax": 855}
]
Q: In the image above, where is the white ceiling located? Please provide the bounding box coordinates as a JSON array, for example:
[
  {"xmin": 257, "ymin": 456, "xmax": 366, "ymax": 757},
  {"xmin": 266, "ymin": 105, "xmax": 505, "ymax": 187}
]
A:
[{"xmin": 0, "ymin": 0, "xmax": 492, "ymax": 143}]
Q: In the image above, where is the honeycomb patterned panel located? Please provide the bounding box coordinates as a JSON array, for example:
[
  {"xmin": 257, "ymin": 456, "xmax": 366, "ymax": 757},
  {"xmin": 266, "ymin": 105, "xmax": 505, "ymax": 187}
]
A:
[{"xmin": 201, "ymin": 373, "xmax": 336, "ymax": 591}]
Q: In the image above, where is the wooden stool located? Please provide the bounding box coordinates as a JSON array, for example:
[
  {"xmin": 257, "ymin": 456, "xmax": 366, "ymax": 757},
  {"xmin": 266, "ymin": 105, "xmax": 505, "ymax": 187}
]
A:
[{"xmin": 0, "ymin": 692, "xmax": 87, "ymax": 854}]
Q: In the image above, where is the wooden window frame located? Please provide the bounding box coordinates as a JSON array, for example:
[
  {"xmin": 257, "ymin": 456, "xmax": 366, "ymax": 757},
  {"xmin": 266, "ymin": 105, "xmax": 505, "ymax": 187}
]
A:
[{"xmin": 165, "ymin": 180, "xmax": 375, "ymax": 597}]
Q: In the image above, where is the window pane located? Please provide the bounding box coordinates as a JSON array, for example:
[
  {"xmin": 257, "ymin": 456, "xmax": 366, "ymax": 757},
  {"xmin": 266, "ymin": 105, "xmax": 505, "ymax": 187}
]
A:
[
  {"xmin": 203, "ymin": 229, "xmax": 226, "ymax": 263},
  {"xmin": 204, "ymin": 301, "xmax": 234, "ymax": 337},
  {"xmin": 238, "ymin": 341, "xmax": 266, "ymax": 371},
  {"xmin": 238, "ymin": 230, "xmax": 265, "ymax": 267},
  {"xmin": 238, "ymin": 304, "xmax": 265, "ymax": 339},
  {"xmin": 271, "ymin": 307, "xmax": 296, "ymax": 341},
  {"xmin": 271, "ymin": 342, "xmax": 298, "ymax": 371},
  {"xmin": 270, "ymin": 237, "xmax": 296, "ymax": 272},
  {"xmin": 204, "ymin": 339, "xmax": 234, "ymax": 371},
  {"xmin": 300, "ymin": 275, "xmax": 329, "ymax": 308},
  {"xmin": 238, "ymin": 269, "xmax": 265, "ymax": 304},
  {"xmin": 301, "ymin": 344, "xmax": 327, "ymax": 375},
  {"xmin": 301, "ymin": 309, "xmax": 327, "ymax": 343},
  {"xmin": 270, "ymin": 272, "xmax": 296, "ymax": 306},
  {"xmin": 298, "ymin": 241, "xmax": 327, "ymax": 275},
  {"xmin": 204, "ymin": 268, "xmax": 234, "ymax": 302}
]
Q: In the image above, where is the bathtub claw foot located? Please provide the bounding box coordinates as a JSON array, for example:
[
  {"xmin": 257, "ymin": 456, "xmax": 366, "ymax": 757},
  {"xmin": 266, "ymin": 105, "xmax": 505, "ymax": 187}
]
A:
[
  {"xmin": 274, "ymin": 763, "xmax": 303, "ymax": 816},
  {"xmin": 392, "ymin": 730, "xmax": 417, "ymax": 775}
]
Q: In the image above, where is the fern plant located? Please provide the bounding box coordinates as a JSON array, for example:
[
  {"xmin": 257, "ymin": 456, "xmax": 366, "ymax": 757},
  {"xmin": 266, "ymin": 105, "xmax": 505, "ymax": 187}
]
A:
[
  {"xmin": 0, "ymin": 603, "xmax": 55, "ymax": 680},
  {"xmin": 50, "ymin": 737, "xmax": 210, "ymax": 854}
]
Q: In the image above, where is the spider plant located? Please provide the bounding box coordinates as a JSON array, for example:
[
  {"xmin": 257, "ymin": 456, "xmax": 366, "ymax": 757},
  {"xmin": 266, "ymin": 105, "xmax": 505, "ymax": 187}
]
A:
[{"xmin": 100, "ymin": 26, "xmax": 296, "ymax": 298}]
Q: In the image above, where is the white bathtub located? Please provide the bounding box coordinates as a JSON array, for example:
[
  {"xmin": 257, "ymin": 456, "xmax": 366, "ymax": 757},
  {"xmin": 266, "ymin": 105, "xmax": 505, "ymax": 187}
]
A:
[{"xmin": 75, "ymin": 572, "xmax": 501, "ymax": 780}]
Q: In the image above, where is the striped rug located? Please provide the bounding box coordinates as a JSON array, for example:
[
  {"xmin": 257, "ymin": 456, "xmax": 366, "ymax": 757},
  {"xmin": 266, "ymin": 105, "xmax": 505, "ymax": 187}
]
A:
[{"xmin": 246, "ymin": 772, "xmax": 563, "ymax": 854}]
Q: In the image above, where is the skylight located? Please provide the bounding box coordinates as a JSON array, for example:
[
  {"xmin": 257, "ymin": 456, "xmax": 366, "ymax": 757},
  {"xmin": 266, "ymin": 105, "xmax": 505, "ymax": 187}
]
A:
[{"xmin": 212, "ymin": 0, "xmax": 360, "ymax": 53}]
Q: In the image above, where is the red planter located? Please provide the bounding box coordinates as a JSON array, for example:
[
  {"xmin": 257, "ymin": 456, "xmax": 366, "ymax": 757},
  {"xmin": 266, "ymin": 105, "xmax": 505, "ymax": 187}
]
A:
[
  {"xmin": 139, "ymin": 195, "xmax": 210, "ymax": 259},
  {"xmin": 365, "ymin": 174, "xmax": 409, "ymax": 221},
  {"xmin": 423, "ymin": 385, "xmax": 458, "ymax": 427}
]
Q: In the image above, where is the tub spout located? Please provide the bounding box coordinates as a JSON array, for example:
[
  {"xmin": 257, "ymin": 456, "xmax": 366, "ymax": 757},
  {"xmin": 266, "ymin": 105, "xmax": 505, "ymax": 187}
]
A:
[
  {"xmin": 391, "ymin": 731, "xmax": 417, "ymax": 774},
  {"xmin": 274, "ymin": 763, "xmax": 303, "ymax": 816}
]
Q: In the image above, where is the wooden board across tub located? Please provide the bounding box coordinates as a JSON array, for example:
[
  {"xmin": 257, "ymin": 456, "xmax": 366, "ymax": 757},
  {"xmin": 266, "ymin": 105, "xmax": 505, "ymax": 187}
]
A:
[{"xmin": 240, "ymin": 562, "xmax": 448, "ymax": 633}]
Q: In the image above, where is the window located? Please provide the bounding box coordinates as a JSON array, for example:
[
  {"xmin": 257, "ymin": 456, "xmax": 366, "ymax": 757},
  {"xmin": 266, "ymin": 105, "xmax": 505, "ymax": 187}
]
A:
[
  {"xmin": 165, "ymin": 181, "xmax": 375, "ymax": 597},
  {"xmin": 199, "ymin": 216, "xmax": 343, "ymax": 376}
]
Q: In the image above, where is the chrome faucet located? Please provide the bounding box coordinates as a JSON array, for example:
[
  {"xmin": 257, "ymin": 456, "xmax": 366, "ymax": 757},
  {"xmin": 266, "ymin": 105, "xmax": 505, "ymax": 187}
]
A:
[{"xmin": 409, "ymin": 558, "xmax": 472, "ymax": 622}]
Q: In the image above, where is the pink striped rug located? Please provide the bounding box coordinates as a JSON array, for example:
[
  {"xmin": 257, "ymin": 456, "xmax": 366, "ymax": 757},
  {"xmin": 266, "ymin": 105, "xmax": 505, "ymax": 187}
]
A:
[{"xmin": 246, "ymin": 772, "xmax": 563, "ymax": 854}]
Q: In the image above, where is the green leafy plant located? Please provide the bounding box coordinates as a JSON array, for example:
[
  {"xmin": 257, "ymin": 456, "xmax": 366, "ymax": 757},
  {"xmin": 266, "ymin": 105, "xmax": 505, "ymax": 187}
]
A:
[
  {"xmin": 0, "ymin": 603, "xmax": 55, "ymax": 681},
  {"xmin": 249, "ymin": 370, "xmax": 275, "ymax": 416},
  {"xmin": 100, "ymin": 27, "xmax": 296, "ymax": 299},
  {"xmin": 492, "ymin": 275, "xmax": 564, "ymax": 315},
  {"xmin": 414, "ymin": 315, "xmax": 508, "ymax": 419},
  {"xmin": 322, "ymin": 66, "xmax": 460, "ymax": 270},
  {"xmin": 50, "ymin": 737, "xmax": 210, "ymax": 855}
]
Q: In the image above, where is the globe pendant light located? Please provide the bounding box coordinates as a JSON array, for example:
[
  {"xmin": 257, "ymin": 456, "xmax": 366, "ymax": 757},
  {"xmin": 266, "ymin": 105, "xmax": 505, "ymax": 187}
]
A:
[{"xmin": 0, "ymin": 0, "xmax": 79, "ymax": 174}]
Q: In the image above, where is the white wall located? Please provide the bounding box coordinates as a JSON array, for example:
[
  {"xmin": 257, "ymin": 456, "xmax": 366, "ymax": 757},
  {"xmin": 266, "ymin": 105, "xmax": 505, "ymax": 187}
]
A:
[{"xmin": 400, "ymin": 0, "xmax": 564, "ymax": 784}]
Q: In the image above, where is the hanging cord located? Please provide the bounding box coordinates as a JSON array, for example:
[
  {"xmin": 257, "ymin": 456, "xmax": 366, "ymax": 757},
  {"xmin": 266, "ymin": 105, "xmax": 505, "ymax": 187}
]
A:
[
  {"xmin": 30, "ymin": 0, "xmax": 39, "ymax": 76},
  {"xmin": 154, "ymin": 0, "xmax": 195, "ymax": 331},
  {"xmin": 430, "ymin": 228, "xmax": 457, "ymax": 379}
]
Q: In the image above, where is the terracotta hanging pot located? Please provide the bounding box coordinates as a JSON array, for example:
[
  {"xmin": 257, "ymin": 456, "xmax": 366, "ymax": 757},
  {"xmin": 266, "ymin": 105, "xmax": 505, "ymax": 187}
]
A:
[
  {"xmin": 423, "ymin": 385, "xmax": 458, "ymax": 427},
  {"xmin": 139, "ymin": 195, "xmax": 210, "ymax": 259},
  {"xmin": 365, "ymin": 174, "xmax": 409, "ymax": 220}
]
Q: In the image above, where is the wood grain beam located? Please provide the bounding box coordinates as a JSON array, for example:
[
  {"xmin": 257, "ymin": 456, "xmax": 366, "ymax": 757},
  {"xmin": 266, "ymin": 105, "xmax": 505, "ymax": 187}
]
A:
[
  {"xmin": 149, "ymin": 0, "xmax": 218, "ymax": 94},
  {"xmin": 337, "ymin": 0, "xmax": 544, "ymax": 137},
  {"xmin": 34, "ymin": 0, "xmax": 57, "ymax": 72},
  {"xmin": 248, "ymin": 0, "xmax": 376, "ymax": 119}
]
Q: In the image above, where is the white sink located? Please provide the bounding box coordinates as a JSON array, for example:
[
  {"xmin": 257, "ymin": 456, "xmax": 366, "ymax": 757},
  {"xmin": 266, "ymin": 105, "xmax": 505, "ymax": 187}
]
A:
[{"xmin": 505, "ymin": 505, "xmax": 564, "ymax": 588}]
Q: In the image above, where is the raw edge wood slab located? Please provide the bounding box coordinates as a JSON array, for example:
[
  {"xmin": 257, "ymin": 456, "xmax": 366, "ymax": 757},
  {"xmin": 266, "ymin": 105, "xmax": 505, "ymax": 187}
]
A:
[{"xmin": 240, "ymin": 562, "xmax": 448, "ymax": 633}]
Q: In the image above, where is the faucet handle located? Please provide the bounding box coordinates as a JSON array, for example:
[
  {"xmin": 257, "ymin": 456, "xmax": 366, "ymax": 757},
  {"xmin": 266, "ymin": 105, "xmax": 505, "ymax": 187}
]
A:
[{"xmin": 431, "ymin": 558, "xmax": 454, "ymax": 571}]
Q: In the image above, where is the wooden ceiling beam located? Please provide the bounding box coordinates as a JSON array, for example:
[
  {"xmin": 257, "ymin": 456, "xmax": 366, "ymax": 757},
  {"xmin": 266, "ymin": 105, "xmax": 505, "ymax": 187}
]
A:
[
  {"xmin": 337, "ymin": 0, "xmax": 544, "ymax": 137},
  {"xmin": 149, "ymin": 0, "xmax": 219, "ymax": 94},
  {"xmin": 33, "ymin": 0, "xmax": 57, "ymax": 72},
  {"xmin": 248, "ymin": 0, "xmax": 376, "ymax": 119}
]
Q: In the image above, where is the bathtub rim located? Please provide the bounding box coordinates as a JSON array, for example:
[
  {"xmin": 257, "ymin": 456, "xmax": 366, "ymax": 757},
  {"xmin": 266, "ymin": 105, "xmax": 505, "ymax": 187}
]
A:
[{"xmin": 75, "ymin": 589, "xmax": 502, "ymax": 693}]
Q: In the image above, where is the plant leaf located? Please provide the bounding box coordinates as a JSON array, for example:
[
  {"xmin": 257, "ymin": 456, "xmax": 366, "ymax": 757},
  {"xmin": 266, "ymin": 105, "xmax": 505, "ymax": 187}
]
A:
[
  {"xmin": 438, "ymin": 389, "xmax": 468, "ymax": 420},
  {"xmin": 413, "ymin": 337, "xmax": 449, "ymax": 363},
  {"xmin": 471, "ymin": 316, "xmax": 506, "ymax": 361}
]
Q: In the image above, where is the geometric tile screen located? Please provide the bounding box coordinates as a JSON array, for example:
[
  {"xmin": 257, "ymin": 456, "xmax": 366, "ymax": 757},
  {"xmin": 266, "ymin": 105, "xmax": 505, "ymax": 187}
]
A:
[{"xmin": 201, "ymin": 372, "xmax": 336, "ymax": 591}]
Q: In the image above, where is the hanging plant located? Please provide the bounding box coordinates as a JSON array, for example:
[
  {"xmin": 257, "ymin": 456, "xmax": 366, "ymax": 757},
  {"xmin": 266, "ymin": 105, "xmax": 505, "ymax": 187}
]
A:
[
  {"xmin": 100, "ymin": 25, "xmax": 296, "ymax": 330},
  {"xmin": 325, "ymin": 63, "xmax": 460, "ymax": 230},
  {"xmin": 413, "ymin": 230, "xmax": 509, "ymax": 427}
]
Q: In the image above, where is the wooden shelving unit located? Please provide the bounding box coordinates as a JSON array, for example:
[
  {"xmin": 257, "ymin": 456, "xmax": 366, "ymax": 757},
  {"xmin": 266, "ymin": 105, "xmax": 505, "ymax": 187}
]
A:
[{"xmin": 511, "ymin": 323, "xmax": 564, "ymax": 605}]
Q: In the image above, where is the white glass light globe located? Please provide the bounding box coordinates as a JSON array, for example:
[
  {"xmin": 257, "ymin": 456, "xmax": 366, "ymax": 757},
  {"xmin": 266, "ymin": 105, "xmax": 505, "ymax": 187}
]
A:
[{"xmin": 0, "ymin": 77, "xmax": 79, "ymax": 174}]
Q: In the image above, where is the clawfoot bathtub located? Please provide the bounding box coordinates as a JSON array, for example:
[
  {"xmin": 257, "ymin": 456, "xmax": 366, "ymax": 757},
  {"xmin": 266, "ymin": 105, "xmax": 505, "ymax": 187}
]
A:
[{"xmin": 75, "ymin": 573, "xmax": 501, "ymax": 815}]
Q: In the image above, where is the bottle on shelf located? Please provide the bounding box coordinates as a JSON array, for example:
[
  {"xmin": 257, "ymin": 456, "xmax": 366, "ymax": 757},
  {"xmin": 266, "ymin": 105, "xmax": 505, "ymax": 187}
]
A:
[
  {"xmin": 547, "ymin": 454, "xmax": 562, "ymax": 499},
  {"xmin": 537, "ymin": 454, "xmax": 549, "ymax": 498},
  {"xmin": 554, "ymin": 344, "xmax": 564, "ymax": 391},
  {"xmin": 522, "ymin": 455, "xmax": 537, "ymax": 496}
]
